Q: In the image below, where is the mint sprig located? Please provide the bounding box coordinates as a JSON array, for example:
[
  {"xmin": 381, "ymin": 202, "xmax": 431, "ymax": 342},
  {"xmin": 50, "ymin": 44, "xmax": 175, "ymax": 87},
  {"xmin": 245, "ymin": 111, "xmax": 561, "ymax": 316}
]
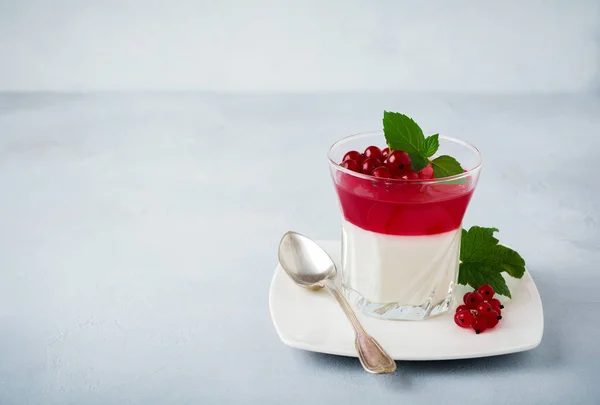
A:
[
  {"xmin": 458, "ymin": 226, "xmax": 526, "ymax": 298},
  {"xmin": 431, "ymin": 155, "xmax": 463, "ymax": 178},
  {"xmin": 382, "ymin": 111, "xmax": 424, "ymax": 154},
  {"xmin": 422, "ymin": 134, "xmax": 439, "ymax": 157},
  {"xmin": 409, "ymin": 154, "xmax": 429, "ymax": 171},
  {"xmin": 382, "ymin": 111, "xmax": 464, "ymax": 176}
]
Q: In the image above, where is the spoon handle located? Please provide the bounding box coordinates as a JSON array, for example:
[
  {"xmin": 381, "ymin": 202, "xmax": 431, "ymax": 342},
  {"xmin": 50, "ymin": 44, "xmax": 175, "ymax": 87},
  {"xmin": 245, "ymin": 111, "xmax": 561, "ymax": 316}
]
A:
[{"xmin": 322, "ymin": 279, "xmax": 396, "ymax": 374}]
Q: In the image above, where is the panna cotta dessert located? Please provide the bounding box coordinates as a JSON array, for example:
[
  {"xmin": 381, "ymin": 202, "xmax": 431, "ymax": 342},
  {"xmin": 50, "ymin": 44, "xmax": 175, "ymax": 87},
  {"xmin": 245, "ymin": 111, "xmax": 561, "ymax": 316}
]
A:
[{"xmin": 328, "ymin": 113, "xmax": 482, "ymax": 320}]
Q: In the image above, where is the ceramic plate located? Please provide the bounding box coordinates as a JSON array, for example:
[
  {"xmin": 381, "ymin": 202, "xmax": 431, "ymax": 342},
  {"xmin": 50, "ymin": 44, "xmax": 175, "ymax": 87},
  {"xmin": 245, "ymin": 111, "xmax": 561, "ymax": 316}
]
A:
[{"xmin": 269, "ymin": 240, "xmax": 543, "ymax": 361}]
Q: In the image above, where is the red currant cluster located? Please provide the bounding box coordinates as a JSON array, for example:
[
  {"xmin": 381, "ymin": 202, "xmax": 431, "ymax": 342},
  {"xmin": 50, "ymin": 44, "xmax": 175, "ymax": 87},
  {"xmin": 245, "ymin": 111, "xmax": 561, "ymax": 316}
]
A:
[
  {"xmin": 454, "ymin": 284, "xmax": 504, "ymax": 334},
  {"xmin": 341, "ymin": 146, "xmax": 434, "ymax": 179}
]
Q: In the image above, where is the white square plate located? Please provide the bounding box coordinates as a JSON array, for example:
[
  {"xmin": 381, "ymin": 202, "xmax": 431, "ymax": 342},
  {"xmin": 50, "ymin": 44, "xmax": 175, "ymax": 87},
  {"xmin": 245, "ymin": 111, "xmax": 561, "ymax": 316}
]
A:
[{"xmin": 269, "ymin": 240, "xmax": 544, "ymax": 360}]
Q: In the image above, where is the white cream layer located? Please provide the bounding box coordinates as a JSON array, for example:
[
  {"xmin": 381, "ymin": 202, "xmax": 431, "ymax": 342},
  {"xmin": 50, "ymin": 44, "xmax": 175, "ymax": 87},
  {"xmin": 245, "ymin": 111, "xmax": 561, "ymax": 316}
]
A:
[{"xmin": 341, "ymin": 219, "xmax": 461, "ymax": 305}]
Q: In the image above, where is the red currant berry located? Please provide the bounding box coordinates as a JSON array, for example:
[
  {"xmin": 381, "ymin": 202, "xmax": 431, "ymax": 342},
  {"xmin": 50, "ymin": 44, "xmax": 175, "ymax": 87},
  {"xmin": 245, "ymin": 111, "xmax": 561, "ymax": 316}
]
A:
[
  {"xmin": 485, "ymin": 310, "xmax": 501, "ymax": 328},
  {"xmin": 465, "ymin": 291, "xmax": 484, "ymax": 309},
  {"xmin": 343, "ymin": 150, "xmax": 364, "ymax": 164},
  {"xmin": 478, "ymin": 284, "xmax": 495, "ymax": 299},
  {"xmin": 491, "ymin": 305, "xmax": 501, "ymax": 316},
  {"xmin": 471, "ymin": 317, "xmax": 488, "ymax": 334},
  {"xmin": 454, "ymin": 311, "xmax": 474, "ymax": 328},
  {"xmin": 364, "ymin": 146, "xmax": 382, "ymax": 161},
  {"xmin": 489, "ymin": 298, "xmax": 504, "ymax": 310},
  {"xmin": 476, "ymin": 302, "xmax": 494, "ymax": 315},
  {"xmin": 455, "ymin": 304, "xmax": 470, "ymax": 314},
  {"xmin": 385, "ymin": 150, "xmax": 412, "ymax": 174},
  {"xmin": 342, "ymin": 159, "xmax": 361, "ymax": 173},
  {"xmin": 361, "ymin": 158, "xmax": 381, "ymax": 175},
  {"xmin": 381, "ymin": 147, "xmax": 390, "ymax": 159},
  {"xmin": 405, "ymin": 171, "xmax": 420, "ymax": 180},
  {"xmin": 371, "ymin": 166, "xmax": 391, "ymax": 178},
  {"xmin": 419, "ymin": 164, "xmax": 434, "ymax": 179}
]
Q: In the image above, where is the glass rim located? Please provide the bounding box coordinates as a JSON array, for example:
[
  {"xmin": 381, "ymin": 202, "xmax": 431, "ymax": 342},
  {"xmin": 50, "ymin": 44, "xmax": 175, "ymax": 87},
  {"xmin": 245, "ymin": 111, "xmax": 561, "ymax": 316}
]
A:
[{"xmin": 327, "ymin": 131, "xmax": 483, "ymax": 184}]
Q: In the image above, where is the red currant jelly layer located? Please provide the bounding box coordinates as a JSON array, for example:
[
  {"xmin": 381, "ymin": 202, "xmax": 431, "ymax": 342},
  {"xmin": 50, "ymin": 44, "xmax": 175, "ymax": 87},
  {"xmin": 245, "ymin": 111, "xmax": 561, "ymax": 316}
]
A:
[{"xmin": 333, "ymin": 172, "xmax": 475, "ymax": 236}]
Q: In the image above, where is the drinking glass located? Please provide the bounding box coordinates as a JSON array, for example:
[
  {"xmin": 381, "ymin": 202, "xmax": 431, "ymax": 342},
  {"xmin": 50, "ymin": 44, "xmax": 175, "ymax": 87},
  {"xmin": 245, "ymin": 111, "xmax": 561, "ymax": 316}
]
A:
[{"xmin": 328, "ymin": 132, "xmax": 482, "ymax": 320}]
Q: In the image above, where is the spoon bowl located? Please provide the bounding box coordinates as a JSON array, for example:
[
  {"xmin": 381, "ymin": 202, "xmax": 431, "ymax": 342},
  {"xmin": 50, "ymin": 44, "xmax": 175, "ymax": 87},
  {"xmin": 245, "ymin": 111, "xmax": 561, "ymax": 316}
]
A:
[{"xmin": 278, "ymin": 231, "xmax": 336, "ymax": 288}]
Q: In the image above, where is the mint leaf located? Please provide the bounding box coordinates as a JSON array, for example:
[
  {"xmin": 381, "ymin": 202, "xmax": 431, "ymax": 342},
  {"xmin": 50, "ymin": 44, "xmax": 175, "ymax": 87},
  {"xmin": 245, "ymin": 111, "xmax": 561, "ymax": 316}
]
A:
[
  {"xmin": 430, "ymin": 155, "xmax": 463, "ymax": 178},
  {"xmin": 458, "ymin": 226, "xmax": 527, "ymax": 298},
  {"xmin": 382, "ymin": 111, "xmax": 425, "ymax": 154},
  {"xmin": 422, "ymin": 134, "xmax": 439, "ymax": 157},
  {"xmin": 381, "ymin": 111, "xmax": 463, "ymax": 177},
  {"xmin": 409, "ymin": 153, "xmax": 429, "ymax": 171}
]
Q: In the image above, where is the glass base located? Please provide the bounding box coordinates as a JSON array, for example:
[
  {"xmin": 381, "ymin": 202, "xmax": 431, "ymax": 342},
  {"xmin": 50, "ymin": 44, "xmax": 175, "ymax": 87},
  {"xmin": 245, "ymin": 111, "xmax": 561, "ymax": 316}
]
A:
[{"xmin": 343, "ymin": 285, "xmax": 453, "ymax": 321}]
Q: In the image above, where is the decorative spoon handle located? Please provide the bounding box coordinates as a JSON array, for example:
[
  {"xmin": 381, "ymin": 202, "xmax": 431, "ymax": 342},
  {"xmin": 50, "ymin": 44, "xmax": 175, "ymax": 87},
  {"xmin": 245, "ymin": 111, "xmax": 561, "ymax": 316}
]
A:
[{"xmin": 322, "ymin": 279, "xmax": 396, "ymax": 374}]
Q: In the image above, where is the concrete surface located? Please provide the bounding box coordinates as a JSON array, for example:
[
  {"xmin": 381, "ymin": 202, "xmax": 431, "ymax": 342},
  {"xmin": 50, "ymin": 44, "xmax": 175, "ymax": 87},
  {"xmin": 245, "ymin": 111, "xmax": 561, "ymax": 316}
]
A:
[{"xmin": 0, "ymin": 92, "xmax": 599, "ymax": 404}]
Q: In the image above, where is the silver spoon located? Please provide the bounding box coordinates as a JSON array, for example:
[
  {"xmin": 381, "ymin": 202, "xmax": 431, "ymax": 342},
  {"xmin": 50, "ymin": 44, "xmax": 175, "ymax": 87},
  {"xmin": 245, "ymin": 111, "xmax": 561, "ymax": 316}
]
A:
[{"xmin": 278, "ymin": 231, "xmax": 397, "ymax": 374}]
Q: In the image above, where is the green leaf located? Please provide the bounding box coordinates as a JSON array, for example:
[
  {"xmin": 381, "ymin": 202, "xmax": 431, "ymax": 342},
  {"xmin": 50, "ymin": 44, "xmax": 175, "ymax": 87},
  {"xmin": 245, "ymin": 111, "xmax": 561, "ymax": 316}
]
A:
[
  {"xmin": 382, "ymin": 111, "xmax": 425, "ymax": 154},
  {"xmin": 458, "ymin": 263, "xmax": 512, "ymax": 298},
  {"xmin": 422, "ymin": 134, "xmax": 439, "ymax": 157},
  {"xmin": 458, "ymin": 226, "xmax": 527, "ymax": 298},
  {"xmin": 491, "ymin": 245, "xmax": 526, "ymax": 279},
  {"xmin": 409, "ymin": 153, "xmax": 429, "ymax": 171},
  {"xmin": 430, "ymin": 155, "xmax": 464, "ymax": 178},
  {"xmin": 460, "ymin": 227, "xmax": 499, "ymax": 263}
]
